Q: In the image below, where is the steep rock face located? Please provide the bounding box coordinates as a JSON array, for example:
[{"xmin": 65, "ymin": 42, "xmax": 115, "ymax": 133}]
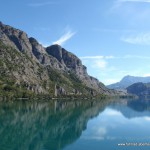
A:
[
  {"xmin": 0, "ymin": 41, "xmax": 50, "ymax": 94},
  {"xmin": 29, "ymin": 37, "xmax": 46, "ymax": 63},
  {"xmin": 46, "ymin": 44, "xmax": 85, "ymax": 73},
  {"xmin": 0, "ymin": 22, "xmax": 34, "ymax": 58},
  {"xmin": 29, "ymin": 38, "xmax": 67, "ymax": 71},
  {"xmin": 46, "ymin": 45, "xmax": 110, "ymax": 94},
  {"xmin": 0, "ymin": 21, "xmax": 116, "ymax": 97}
]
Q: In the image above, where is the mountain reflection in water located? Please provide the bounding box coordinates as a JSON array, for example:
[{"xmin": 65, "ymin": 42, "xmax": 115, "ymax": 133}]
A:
[
  {"xmin": 0, "ymin": 99, "xmax": 150, "ymax": 150},
  {"xmin": 0, "ymin": 100, "xmax": 109, "ymax": 150}
]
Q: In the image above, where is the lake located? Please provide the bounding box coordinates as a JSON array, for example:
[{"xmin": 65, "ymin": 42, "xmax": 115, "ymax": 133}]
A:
[{"xmin": 0, "ymin": 98, "xmax": 150, "ymax": 150}]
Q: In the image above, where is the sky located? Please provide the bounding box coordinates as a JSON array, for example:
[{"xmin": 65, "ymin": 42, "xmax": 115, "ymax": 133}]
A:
[{"xmin": 0, "ymin": 0, "xmax": 150, "ymax": 85}]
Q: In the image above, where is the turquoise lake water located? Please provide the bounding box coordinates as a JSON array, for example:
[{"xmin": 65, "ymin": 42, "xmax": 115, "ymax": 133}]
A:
[{"xmin": 0, "ymin": 99, "xmax": 150, "ymax": 150}]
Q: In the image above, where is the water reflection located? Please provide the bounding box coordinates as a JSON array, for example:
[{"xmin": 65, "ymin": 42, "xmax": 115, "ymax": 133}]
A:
[
  {"xmin": 67, "ymin": 99, "xmax": 150, "ymax": 150},
  {"xmin": 0, "ymin": 99, "xmax": 109, "ymax": 150},
  {"xmin": 0, "ymin": 99, "xmax": 150, "ymax": 150},
  {"xmin": 110, "ymin": 99, "xmax": 150, "ymax": 118}
]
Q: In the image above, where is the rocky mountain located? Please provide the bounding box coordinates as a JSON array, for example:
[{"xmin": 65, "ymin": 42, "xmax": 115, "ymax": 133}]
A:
[
  {"xmin": 107, "ymin": 75, "xmax": 150, "ymax": 90},
  {"xmin": 126, "ymin": 82, "xmax": 150, "ymax": 99},
  {"xmin": 0, "ymin": 21, "xmax": 117, "ymax": 98}
]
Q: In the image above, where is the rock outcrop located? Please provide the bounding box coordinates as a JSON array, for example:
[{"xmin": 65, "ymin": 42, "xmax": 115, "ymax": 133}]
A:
[{"xmin": 0, "ymin": 21, "xmax": 117, "ymax": 98}]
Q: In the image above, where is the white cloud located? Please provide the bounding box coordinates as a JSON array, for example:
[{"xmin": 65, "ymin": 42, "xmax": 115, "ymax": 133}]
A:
[
  {"xmin": 28, "ymin": 2, "xmax": 59, "ymax": 7},
  {"xmin": 92, "ymin": 59, "xmax": 107, "ymax": 69},
  {"xmin": 105, "ymin": 109, "xmax": 122, "ymax": 116},
  {"xmin": 121, "ymin": 33, "xmax": 150, "ymax": 45},
  {"xmin": 144, "ymin": 117, "xmax": 150, "ymax": 121},
  {"xmin": 80, "ymin": 56, "xmax": 116, "ymax": 84},
  {"xmin": 52, "ymin": 30, "xmax": 76, "ymax": 46},
  {"xmin": 39, "ymin": 28, "xmax": 75, "ymax": 47},
  {"xmin": 82, "ymin": 127, "xmax": 107, "ymax": 140}
]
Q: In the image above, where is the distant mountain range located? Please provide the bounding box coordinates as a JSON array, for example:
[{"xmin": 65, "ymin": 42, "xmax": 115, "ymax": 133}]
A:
[
  {"xmin": 0, "ymin": 21, "xmax": 119, "ymax": 98},
  {"xmin": 107, "ymin": 75, "xmax": 150, "ymax": 90}
]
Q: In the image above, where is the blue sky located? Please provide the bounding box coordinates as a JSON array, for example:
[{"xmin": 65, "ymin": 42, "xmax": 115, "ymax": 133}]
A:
[{"xmin": 1, "ymin": 0, "xmax": 150, "ymax": 85}]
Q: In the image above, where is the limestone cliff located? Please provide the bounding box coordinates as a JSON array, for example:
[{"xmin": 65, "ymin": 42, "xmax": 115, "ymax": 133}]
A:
[{"xmin": 0, "ymin": 21, "xmax": 117, "ymax": 98}]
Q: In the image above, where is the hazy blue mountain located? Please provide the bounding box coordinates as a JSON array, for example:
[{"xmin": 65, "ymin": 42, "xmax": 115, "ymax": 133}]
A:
[
  {"xmin": 107, "ymin": 75, "xmax": 150, "ymax": 90},
  {"xmin": 127, "ymin": 82, "xmax": 150, "ymax": 99}
]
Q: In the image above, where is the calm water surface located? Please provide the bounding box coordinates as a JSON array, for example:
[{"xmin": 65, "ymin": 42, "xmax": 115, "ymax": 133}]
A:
[{"xmin": 0, "ymin": 99, "xmax": 150, "ymax": 150}]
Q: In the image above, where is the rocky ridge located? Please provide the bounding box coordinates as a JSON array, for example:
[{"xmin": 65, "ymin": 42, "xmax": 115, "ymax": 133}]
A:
[{"xmin": 0, "ymin": 21, "xmax": 117, "ymax": 98}]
